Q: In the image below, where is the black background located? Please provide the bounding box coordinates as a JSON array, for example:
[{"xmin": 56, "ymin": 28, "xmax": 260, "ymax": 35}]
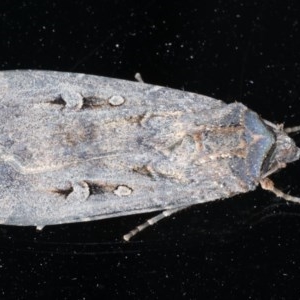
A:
[{"xmin": 1, "ymin": 0, "xmax": 300, "ymax": 299}]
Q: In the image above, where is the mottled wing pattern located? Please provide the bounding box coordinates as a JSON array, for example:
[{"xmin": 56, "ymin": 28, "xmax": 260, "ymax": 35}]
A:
[{"xmin": 0, "ymin": 70, "xmax": 273, "ymax": 226}]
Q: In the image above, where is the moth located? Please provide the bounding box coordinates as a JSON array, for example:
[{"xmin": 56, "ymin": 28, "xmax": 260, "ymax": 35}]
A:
[{"xmin": 0, "ymin": 70, "xmax": 299, "ymax": 241}]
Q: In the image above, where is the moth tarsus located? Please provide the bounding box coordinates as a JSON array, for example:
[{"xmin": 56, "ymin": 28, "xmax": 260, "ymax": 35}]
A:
[
  {"xmin": 285, "ymin": 125, "xmax": 300, "ymax": 134},
  {"xmin": 123, "ymin": 206, "xmax": 188, "ymax": 241},
  {"xmin": 134, "ymin": 72, "xmax": 144, "ymax": 83},
  {"xmin": 0, "ymin": 70, "xmax": 299, "ymax": 241}
]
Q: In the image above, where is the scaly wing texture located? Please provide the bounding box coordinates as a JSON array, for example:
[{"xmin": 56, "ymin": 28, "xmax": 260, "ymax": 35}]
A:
[{"xmin": 0, "ymin": 70, "xmax": 274, "ymax": 226}]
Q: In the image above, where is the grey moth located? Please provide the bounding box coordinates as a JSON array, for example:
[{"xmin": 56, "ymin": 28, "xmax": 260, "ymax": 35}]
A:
[{"xmin": 0, "ymin": 70, "xmax": 299, "ymax": 241}]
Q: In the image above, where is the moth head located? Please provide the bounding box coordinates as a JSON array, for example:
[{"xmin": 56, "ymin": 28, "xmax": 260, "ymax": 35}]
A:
[
  {"xmin": 263, "ymin": 126, "xmax": 300, "ymax": 175},
  {"xmin": 275, "ymin": 129, "xmax": 300, "ymax": 163}
]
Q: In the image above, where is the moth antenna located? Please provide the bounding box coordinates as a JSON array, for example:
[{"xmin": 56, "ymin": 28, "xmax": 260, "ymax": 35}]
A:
[
  {"xmin": 123, "ymin": 206, "xmax": 188, "ymax": 241},
  {"xmin": 260, "ymin": 178, "xmax": 300, "ymax": 204}
]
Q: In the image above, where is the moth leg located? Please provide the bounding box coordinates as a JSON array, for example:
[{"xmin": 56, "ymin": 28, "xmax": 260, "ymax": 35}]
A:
[
  {"xmin": 134, "ymin": 73, "xmax": 144, "ymax": 83},
  {"xmin": 285, "ymin": 126, "xmax": 300, "ymax": 134},
  {"xmin": 260, "ymin": 178, "xmax": 300, "ymax": 204},
  {"xmin": 123, "ymin": 206, "xmax": 189, "ymax": 241}
]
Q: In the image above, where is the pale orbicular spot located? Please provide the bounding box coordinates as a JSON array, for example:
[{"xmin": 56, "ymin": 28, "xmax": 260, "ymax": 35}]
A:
[
  {"xmin": 114, "ymin": 185, "xmax": 132, "ymax": 196},
  {"xmin": 108, "ymin": 95, "xmax": 125, "ymax": 106}
]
